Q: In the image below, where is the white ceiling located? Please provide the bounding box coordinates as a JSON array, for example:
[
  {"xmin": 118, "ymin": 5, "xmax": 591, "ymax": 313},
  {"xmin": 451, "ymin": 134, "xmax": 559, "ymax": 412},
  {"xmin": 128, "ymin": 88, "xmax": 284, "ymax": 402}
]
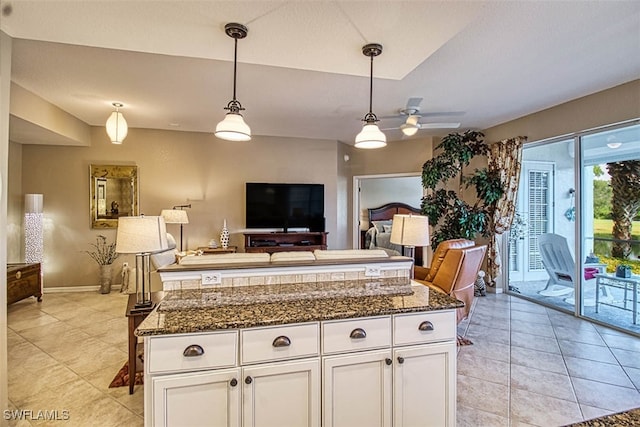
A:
[{"xmin": 2, "ymin": 0, "xmax": 640, "ymax": 145}]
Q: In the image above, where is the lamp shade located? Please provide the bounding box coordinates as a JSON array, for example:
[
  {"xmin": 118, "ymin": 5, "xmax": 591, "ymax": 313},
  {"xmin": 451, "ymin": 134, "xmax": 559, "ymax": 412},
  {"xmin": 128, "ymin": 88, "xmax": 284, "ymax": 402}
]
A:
[
  {"xmin": 106, "ymin": 110, "xmax": 128, "ymax": 144},
  {"xmin": 161, "ymin": 209, "xmax": 189, "ymax": 224},
  {"xmin": 390, "ymin": 214, "xmax": 430, "ymax": 247},
  {"xmin": 25, "ymin": 194, "xmax": 43, "ymax": 213},
  {"xmin": 116, "ymin": 216, "xmax": 168, "ymax": 254},
  {"xmin": 355, "ymin": 123, "xmax": 387, "ymax": 149},
  {"xmin": 215, "ymin": 113, "xmax": 251, "ymax": 141}
]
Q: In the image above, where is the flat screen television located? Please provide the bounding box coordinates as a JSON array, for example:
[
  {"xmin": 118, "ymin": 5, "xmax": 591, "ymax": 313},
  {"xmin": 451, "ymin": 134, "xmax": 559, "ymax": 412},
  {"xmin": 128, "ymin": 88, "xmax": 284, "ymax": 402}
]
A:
[{"xmin": 246, "ymin": 182, "xmax": 325, "ymax": 232}]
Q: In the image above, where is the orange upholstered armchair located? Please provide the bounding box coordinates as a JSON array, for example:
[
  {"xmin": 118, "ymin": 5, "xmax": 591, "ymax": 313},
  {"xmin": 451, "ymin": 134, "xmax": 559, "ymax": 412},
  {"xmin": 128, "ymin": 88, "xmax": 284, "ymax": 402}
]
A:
[{"xmin": 414, "ymin": 239, "xmax": 487, "ymax": 323}]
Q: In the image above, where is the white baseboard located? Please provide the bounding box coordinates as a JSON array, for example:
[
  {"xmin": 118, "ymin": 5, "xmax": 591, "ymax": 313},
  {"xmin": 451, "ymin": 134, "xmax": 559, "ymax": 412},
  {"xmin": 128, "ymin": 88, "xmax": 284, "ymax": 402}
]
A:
[{"xmin": 43, "ymin": 283, "xmax": 124, "ymax": 293}]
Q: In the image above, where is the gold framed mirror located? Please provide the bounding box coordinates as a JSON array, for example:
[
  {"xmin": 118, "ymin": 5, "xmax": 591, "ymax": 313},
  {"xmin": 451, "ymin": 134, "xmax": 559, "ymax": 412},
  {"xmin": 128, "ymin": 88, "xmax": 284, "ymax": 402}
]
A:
[{"xmin": 90, "ymin": 164, "xmax": 139, "ymax": 228}]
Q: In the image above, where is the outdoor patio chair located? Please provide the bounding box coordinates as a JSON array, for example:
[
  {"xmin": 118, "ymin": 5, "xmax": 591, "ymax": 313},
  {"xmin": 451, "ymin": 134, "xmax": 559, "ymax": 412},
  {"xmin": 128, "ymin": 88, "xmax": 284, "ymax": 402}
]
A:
[{"xmin": 537, "ymin": 233, "xmax": 608, "ymax": 306}]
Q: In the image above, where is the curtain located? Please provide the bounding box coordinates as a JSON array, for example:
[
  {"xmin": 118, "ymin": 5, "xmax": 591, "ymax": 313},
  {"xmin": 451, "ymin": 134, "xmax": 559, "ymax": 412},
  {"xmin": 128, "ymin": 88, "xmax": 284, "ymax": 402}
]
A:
[{"xmin": 486, "ymin": 136, "xmax": 526, "ymax": 286}]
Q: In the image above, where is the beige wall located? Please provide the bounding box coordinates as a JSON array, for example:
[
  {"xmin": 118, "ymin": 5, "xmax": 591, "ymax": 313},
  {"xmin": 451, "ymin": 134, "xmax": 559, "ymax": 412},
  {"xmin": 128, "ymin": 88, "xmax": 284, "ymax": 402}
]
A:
[
  {"xmin": 7, "ymin": 141, "xmax": 21, "ymax": 263},
  {"xmin": 13, "ymin": 128, "xmax": 340, "ymax": 288}
]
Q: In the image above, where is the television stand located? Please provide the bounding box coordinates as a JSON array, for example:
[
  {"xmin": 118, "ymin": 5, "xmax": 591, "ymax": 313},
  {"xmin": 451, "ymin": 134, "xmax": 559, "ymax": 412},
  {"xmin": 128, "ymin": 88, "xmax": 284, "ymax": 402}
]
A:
[{"xmin": 244, "ymin": 232, "xmax": 328, "ymax": 253}]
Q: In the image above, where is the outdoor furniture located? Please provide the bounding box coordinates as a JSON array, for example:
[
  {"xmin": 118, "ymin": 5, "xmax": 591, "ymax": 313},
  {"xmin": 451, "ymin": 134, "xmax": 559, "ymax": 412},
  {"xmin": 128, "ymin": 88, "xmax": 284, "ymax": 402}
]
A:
[
  {"xmin": 595, "ymin": 273, "xmax": 640, "ymax": 324},
  {"xmin": 537, "ymin": 233, "xmax": 606, "ymax": 305}
]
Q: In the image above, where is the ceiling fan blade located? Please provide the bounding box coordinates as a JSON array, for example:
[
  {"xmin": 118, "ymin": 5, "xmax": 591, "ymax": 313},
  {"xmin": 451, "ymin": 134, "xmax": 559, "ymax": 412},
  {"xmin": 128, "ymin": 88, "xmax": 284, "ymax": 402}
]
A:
[
  {"xmin": 417, "ymin": 111, "xmax": 466, "ymax": 118},
  {"xmin": 405, "ymin": 97, "xmax": 423, "ymax": 109},
  {"xmin": 419, "ymin": 122, "xmax": 461, "ymax": 129},
  {"xmin": 380, "ymin": 126, "xmax": 401, "ymax": 131}
]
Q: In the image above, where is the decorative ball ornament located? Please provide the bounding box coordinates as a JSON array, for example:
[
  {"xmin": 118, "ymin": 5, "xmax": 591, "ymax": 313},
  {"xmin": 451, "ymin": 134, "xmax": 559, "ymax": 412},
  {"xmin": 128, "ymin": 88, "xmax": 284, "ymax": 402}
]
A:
[{"xmin": 220, "ymin": 219, "xmax": 230, "ymax": 249}]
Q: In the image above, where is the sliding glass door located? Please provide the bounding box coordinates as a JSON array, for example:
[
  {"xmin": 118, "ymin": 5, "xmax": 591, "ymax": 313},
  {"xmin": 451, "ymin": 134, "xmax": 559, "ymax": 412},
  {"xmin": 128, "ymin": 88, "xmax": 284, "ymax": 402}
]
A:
[
  {"xmin": 508, "ymin": 121, "xmax": 640, "ymax": 335},
  {"xmin": 580, "ymin": 123, "xmax": 640, "ymax": 333}
]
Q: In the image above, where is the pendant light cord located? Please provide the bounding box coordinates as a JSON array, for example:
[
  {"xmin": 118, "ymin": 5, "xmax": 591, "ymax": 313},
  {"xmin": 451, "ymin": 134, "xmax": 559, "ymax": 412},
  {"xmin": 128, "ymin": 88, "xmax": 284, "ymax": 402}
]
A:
[
  {"xmin": 232, "ymin": 37, "xmax": 238, "ymax": 102},
  {"xmin": 368, "ymin": 54, "xmax": 373, "ymax": 115}
]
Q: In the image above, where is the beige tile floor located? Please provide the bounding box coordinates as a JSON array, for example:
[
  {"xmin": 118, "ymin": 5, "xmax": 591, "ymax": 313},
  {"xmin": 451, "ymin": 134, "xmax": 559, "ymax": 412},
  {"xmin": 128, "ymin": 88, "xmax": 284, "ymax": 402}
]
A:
[
  {"xmin": 458, "ymin": 293, "xmax": 640, "ymax": 426},
  {"xmin": 6, "ymin": 290, "xmax": 640, "ymax": 426}
]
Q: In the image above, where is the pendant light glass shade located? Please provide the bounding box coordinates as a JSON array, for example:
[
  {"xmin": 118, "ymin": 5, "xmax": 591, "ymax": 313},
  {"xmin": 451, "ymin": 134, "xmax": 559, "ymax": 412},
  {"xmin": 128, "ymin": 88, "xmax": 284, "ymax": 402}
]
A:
[
  {"xmin": 216, "ymin": 23, "xmax": 251, "ymax": 141},
  {"xmin": 215, "ymin": 112, "xmax": 251, "ymax": 141},
  {"xmin": 355, "ymin": 123, "xmax": 387, "ymax": 149},
  {"xmin": 355, "ymin": 43, "xmax": 386, "ymax": 149},
  {"xmin": 106, "ymin": 103, "xmax": 128, "ymax": 144}
]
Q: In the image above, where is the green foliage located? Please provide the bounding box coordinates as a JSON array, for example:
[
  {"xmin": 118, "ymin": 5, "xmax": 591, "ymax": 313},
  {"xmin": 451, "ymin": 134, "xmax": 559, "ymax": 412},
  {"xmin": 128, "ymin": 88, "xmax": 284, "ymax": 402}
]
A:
[
  {"xmin": 593, "ymin": 180, "xmax": 612, "ymax": 219},
  {"xmin": 421, "ymin": 130, "xmax": 505, "ymax": 247},
  {"xmin": 593, "ymin": 164, "xmax": 604, "ymax": 177},
  {"xmin": 86, "ymin": 235, "xmax": 119, "ymax": 265}
]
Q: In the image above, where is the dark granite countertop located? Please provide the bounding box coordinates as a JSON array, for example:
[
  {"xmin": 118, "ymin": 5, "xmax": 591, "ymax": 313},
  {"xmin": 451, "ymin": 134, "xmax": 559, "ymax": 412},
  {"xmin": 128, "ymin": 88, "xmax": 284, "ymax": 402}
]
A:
[
  {"xmin": 136, "ymin": 284, "xmax": 462, "ymax": 336},
  {"xmin": 565, "ymin": 408, "xmax": 640, "ymax": 426}
]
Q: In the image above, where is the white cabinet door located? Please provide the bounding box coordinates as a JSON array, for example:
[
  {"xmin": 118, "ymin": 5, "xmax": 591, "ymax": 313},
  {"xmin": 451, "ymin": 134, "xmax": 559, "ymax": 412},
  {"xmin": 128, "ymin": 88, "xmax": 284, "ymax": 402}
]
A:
[
  {"xmin": 151, "ymin": 368, "xmax": 241, "ymax": 427},
  {"xmin": 393, "ymin": 342, "xmax": 456, "ymax": 427},
  {"xmin": 322, "ymin": 350, "xmax": 393, "ymax": 427},
  {"xmin": 242, "ymin": 358, "xmax": 320, "ymax": 427}
]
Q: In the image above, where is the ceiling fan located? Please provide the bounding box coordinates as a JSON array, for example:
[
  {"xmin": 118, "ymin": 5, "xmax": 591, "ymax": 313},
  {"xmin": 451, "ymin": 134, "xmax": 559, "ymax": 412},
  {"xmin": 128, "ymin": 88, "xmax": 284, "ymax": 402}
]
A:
[{"xmin": 380, "ymin": 97, "xmax": 464, "ymax": 136}]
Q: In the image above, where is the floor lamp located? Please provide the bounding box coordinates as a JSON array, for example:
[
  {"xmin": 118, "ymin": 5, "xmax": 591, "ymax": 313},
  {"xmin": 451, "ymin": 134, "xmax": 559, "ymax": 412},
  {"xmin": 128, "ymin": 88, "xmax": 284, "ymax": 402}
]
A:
[
  {"xmin": 161, "ymin": 205, "xmax": 190, "ymax": 252},
  {"xmin": 116, "ymin": 216, "xmax": 168, "ymax": 310},
  {"xmin": 390, "ymin": 214, "xmax": 430, "ymax": 278}
]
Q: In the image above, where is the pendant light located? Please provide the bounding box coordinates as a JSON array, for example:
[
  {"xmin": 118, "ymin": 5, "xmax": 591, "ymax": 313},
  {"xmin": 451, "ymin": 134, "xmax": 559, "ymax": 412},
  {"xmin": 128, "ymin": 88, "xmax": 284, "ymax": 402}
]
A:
[
  {"xmin": 106, "ymin": 102, "xmax": 128, "ymax": 144},
  {"xmin": 215, "ymin": 23, "xmax": 251, "ymax": 141},
  {"xmin": 355, "ymin": 43, "xmax": 386, "ymax": 149}
]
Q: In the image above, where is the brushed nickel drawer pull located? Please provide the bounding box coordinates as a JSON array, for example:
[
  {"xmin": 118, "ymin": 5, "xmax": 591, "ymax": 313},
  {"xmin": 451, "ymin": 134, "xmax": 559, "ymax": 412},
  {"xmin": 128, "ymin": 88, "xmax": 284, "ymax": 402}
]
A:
[
  {"xmin": 272, "ymin": 336, "xmax": 291, "ymax": 347},
  {"xmin": 183, "ymin": 344, "xmax": 205, "ymax": 357},
  {"xmin": 349, "ymin": 328, "xmax": 367, "ymax": 339},
  {"xmin": 418, "ymin": 321, "xmax": 434, "ymax": 331}
]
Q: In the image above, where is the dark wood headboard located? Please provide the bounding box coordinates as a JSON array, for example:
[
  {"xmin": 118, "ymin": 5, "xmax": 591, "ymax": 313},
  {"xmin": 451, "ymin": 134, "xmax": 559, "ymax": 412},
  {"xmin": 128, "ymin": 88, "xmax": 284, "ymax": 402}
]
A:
[
  {"xmin": 360, "ymin": 202, "xmax": 423, "ymax": 260},
  {"xmin": 367, "ymin": 202, "xmax": 421, "ymax": 226}
]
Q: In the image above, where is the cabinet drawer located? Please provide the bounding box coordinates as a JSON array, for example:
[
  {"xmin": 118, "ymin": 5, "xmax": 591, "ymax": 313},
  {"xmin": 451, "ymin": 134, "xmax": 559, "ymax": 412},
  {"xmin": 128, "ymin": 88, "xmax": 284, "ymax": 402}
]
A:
[
  {"xmin": 148, "ymin": 331, "xmax": 238, "ymax": 374},
  {"xmin": 241, "ymin": 323, "xmax": 319, "ymax": 364},
  {"xmin": 322, "ymin": 316, "xmax": 391, "ymax": 355},
  {"xmin": 393, "ymin": 311, "xmax": 455, "ymax": 346}
]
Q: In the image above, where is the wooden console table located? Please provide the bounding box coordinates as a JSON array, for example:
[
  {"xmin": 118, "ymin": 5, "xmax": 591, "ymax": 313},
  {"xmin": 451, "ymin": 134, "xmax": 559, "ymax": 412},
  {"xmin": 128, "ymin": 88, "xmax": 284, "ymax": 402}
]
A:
[
  {"xmin": 7, "ymin": 263, "xmax": 42, "ymax": 305},
  {"xmin": 126, "ymin": 291, "xmax": 163, "ymax": 394},
  {"xmin": 244, "ymin": 232, "xmax": 328, "ymax": 253}
]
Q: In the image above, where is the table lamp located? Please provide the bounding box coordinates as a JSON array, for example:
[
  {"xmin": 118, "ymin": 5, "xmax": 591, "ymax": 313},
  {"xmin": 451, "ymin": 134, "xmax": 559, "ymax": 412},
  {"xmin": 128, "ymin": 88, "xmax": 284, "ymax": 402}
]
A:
[
  {"xmin": 161, "ymin": 205, "xmax": 190, "ymax": 251},
  {"xmin": 390, "ymin": 214, "xmax": 430, "ymax": 275},
  {"xmin": 116, "ymin": 216, "xmax": 168, "ymax": 310}
]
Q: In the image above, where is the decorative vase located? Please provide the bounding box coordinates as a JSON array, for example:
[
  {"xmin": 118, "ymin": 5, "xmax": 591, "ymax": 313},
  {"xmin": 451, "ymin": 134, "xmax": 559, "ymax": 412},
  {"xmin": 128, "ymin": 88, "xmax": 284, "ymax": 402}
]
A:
[
  {"xmin": 220, "ymin": 219, "xmax": 230, "ymax": 249},
  {"xmin": 99, "ymin": 264, "xmax": 113, "ymax": 294}
]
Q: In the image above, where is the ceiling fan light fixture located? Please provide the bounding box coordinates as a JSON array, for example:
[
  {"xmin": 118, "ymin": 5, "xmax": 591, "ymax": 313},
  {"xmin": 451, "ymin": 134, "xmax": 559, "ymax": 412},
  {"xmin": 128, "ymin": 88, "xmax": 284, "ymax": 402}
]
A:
[
  {"xmin": 215, "ymin": 23, "xmax": 251, "ymax": 142},
  {"xmin": 355, "ymin": 43, "xmax": 386, "ymax": 149},
  {"xmin": 400, "ymin": 120, "xmax": 421, "ymax": 136},
  {"xmin": 105, "ymin": 102, "xmax": 128, "ymax": 144}
]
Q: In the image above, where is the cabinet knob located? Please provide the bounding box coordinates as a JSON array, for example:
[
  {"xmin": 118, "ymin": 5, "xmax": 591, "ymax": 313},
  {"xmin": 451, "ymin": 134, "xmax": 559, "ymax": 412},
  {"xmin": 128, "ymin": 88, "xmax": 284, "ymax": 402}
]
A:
[
  {"xmin": 245, "ymin": 376, "xmax": 253, "ymax": 385},
  {"xmin": 183, "ymin": 344, "xmax": 205, "ymax": 357},
  {"xmin": 349, "ymin": 328, "xmax": 367, "ymax": 339},
  {"xmin": 385, "ymin": 358, "xmax": 392, "ymax": 366},
  {"xmin": 272, "ymin": 336, "xmax": 291, "ymax": 348},
  {"xmin": 15, "ymin": 271, "xmax": 21, "ymax": 280},
  {"xmin": 418, "ymin": 321, "xmax": 434, "ymax": 331},
  {"xmin": 397, "ymin": 356, "xmax": 405, "ymax": 364},
  {"xmin": 230, "ymin": 378, "xmax": 238, "ymax": 387}
]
